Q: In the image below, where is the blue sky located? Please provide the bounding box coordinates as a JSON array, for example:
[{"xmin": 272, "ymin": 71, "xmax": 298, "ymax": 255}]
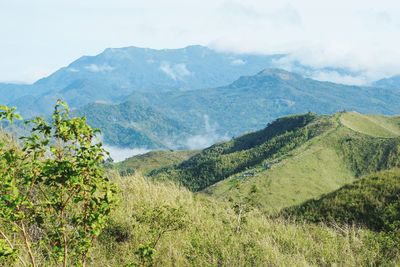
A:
[{"xmin": 1, "ymin": 0, "xmax": 400, "ymax": 83}]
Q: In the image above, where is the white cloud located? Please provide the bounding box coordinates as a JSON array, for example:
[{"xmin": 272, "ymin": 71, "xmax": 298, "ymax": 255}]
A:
[
  {"xmin": 67, "ymin": 68, "xmax": 79, "ymax": 72},
  {"xmin": 85, "ymin": 64, "xmax": 114, "ymax": 73},
  {"xmin": 175, "ymin": 63, "xmax": 191, "ymax": 77},
  {"xmin": 1, "ymin": 0, "xmax": 400, "ymax": 82},
  {"xmin": 231, "ymin": 59, "xmax": 245, "ymax": 66},
  {"xmin": 95, "ymin": 134, "xmax": 149, "ymax": 162},
  {"xmin": 310, "ymin": 71, "xmax": 368, "ymax": 86},
  {"xmin": 184, "ymin": 115, "xmax": 228, "ymax": 149},
  {"xmin": 103, "ymin": 145, "xmax": 149, "ymax": 162},
  {"xmin": 160, "ymin": 62, "xmax": 191, "ymax": 81},
  {"xmin": 160, "ymin": 62, "xmax": 176, "ymax": 80}
]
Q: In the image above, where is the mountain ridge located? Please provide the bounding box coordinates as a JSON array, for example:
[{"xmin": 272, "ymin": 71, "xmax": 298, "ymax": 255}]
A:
[
  {"xmin": 147, "ymin": 112, "xmax": 400, "ymax": 213},
  {"xmin": 4, "ymin": 67, "xmax": 400, "ymax": 150},
  {"xmin": 83, "ymin": 68, "xmax": 400, "ymax": 148},
  {"xmin": 0, "ymin": 45, "xmax": 285, "ymax": 117}
]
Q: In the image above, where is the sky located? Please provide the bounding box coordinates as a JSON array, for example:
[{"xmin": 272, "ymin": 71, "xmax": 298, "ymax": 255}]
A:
[{"xmin": 1, "ymin": 0, "xmax": 400, "ymax": 84}]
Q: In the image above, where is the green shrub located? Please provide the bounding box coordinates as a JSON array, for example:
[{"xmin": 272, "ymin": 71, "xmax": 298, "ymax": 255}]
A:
[{"xmin": 0, "ymin": 101, "xmax": 116, "ymax": 266}]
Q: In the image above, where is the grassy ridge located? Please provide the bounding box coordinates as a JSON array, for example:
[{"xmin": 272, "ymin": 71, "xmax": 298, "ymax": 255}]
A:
[
  {"xmin": 150, "ymin": 113, "xmax": 331, "ymax": 191},
  {"xmin": 151, "ymin": 112, "xmax": 400, "ymax": 214},
  {"xmin": 89, "ymin": 173, "xmax": 398, "ymax": 266},
  {"xmin": 340, "ymin": 112, "xmax": 400, "ymax": 138},
  {"xmin": 206, "ymin": 134, "xmax": 356, "ymax": 213},
  {"xmin": 115, "ymin": 150, "xmax": 199, "ymax": 175},
  {"xmin": 208, "ymin": 115, "xmax": 400, "ymax": 213},
  {"xmin": 283, "ymin": 169, "xmax": 400, "ymax": 232},
  {"xmin": 281, "ymin": 169, "xmax": 400, "ymax": 260}
]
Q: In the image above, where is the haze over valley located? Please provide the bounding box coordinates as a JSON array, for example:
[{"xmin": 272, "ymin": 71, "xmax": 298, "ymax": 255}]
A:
[{"xmin": 2, "ymin": 45, "xmax": 400, "ymax": 160}]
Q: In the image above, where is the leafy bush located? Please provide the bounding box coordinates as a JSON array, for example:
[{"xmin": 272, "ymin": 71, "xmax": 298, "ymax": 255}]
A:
[{"xmin": 0, "ymin": 101, "xmax": 116, "ymax": 266}]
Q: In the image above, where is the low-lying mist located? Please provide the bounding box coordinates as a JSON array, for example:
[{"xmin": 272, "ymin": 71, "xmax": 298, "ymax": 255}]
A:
[
  {"xmin": 102, "ymin": 115, "xmax": 229, "ymax": 162},
  {"xmin": 103, "ymin": 145, "xmax": 150, "ymax": 162}
]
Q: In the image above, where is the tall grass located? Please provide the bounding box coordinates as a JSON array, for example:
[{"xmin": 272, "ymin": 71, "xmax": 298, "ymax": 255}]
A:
[{"xmin": 88, "ymin": 173, "xmax": 393, "ymax": 266}]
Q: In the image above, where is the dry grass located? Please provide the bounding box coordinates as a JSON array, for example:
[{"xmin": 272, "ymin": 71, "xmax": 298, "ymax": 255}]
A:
[{"xmin": 87, "ymin": 173, "xmax": 391, "ymax": 266}]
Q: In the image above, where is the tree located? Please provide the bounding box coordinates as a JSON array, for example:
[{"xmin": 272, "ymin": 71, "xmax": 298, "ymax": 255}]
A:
[{"xmin": 0, "ymin": 100, "xmax": 116, "ymax": 266}]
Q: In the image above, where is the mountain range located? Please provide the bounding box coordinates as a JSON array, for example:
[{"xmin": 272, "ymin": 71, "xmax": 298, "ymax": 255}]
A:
[
  {"xmin": 0, "ymin": 45, "xmax": 284, "ymax": 117},
  {"xmin": 1, "ymin": 45, "xmax": 400, "ymax": 151},
  {"xmin": 374, "ymin": 75, "xmax": 400, "ymax": 89},
  {"xmin": 76, "ymin": 68, "xmax": 400, "ymax": 149}
]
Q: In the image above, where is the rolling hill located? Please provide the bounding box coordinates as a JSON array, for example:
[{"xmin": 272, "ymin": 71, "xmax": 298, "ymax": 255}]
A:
[
  {"xmin": 283, "ymin": 168, "xmax": 400, "ymax": 232},
  {"xmin": 115, "ymin": 150, "xmax": 199, "ymax": 175},
  {"xmin": 92, "ymin": 173, "xmax": 397, "ymax": 266},
  {"xmin": 149, "ymin": 112, "xmax": 400, "ymax": 213}
]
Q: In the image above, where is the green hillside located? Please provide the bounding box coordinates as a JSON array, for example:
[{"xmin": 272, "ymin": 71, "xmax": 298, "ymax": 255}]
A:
[
  {"xmin": 150, "ymin": 113, "xmax": 329, "ymax": 190},
  {"xmin": 340, "ymin": 112, "xmax": 400, "ymax": 138},
  {"xmin": 74, "ymin": 101, "xmax": 190, "ymax": 149},
  {"xmin": 151, "ymin": 112, "xmax": 400, "ymax": 213},
  {"xmin": 283, "ymin": 168, "xmax": 400, "ymax": 232},
  {"xmin": 90, "ymin": 173, "xmax": 397, "ymax": 266},
  {"xmin": 2, "ymin": 103, "xmax": 400, "ymax": 266},
  {"xmin": 115, "ymin": 150, "xmax": 199, "ymax": 175}
]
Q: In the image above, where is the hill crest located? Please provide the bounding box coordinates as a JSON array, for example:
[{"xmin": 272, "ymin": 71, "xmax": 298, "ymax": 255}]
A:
[{"xmin": 149, "ymin": 112, "xmax": 400, "ymax": 213}]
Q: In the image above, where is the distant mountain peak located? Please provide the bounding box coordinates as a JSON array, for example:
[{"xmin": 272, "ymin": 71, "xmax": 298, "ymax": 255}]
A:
[
  {"xmin": 182, "ymin": 44, "xmax": 210, "ymax": 50},
  {"xmin": 227, "ymin": 68, "xmax": 303, "ymax": 89},
  {"xmin": 373, "ymin": 74, "xmax": 400, "ymax": 89},
  {"xmin": 257, "ymin": 68, "xmax": 302, "ymax": 81},
  {"xmin": 102, "ymin": 44, "xmax": 211, "ymax": 54}
]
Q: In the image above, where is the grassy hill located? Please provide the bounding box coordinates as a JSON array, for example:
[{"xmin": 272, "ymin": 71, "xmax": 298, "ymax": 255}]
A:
[
  {"xmin": 283, "ymin": 168, "xmax": 400, "ymax": 232},
  {"xmin": 90, "ymin": 173, "xmax": 397, "ymax": 266},
  {"xmin": 151, "ymin": 112, "xmax": 400, "ymax": 213},
  {"xmin": 2, "ymin": 106, "xmax": 400, "ymax": 266},
  {"xmin": 115, "ymin": 150, "xmax": 199, "ymax": 175},
  {"xmin": 281, "ymin": 168, "xmax": 400, "ymax": 260},
  {"xmin": 340, "ymin": 111, "xmax": 400, "ymax": 138}
]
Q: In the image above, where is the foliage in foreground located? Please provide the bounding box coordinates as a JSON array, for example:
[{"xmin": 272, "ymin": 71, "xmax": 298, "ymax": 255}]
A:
[
  {"xmin": 0, "ymin": 102, "xmax": 116, "ymax": 266},
  {"xmin": 90, "ymin": 173, "xmax": 399, "ymax": 266}
]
